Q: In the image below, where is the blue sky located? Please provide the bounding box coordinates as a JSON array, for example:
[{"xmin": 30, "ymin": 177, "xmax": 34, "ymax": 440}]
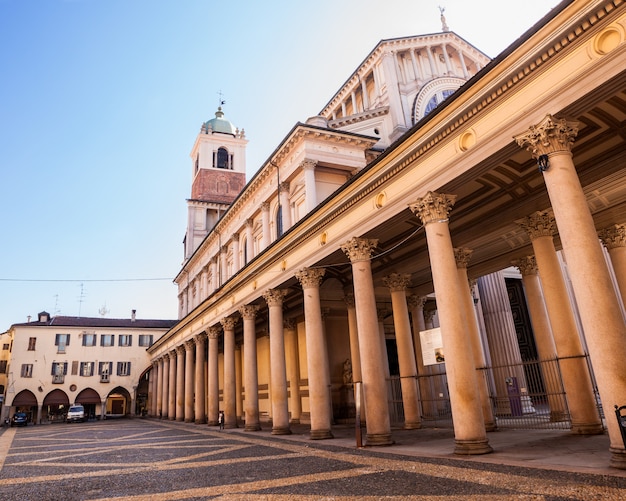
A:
[{"xmin": 0, "ymin": 0, "xmax": 556, "ymax": 328}]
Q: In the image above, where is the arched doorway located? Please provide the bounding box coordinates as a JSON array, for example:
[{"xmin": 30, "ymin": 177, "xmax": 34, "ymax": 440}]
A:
[
  {"xmin": 105, "ymin": 387, "xmax": 131, "ymax": 418},
  {"xmin": 76, "ymin": 388, "xmax": 102, "ymax": 420},
  {"xmin": 10, "ymin": 389, "xmax": 38, "ymax": 424},
  {"xmin": 43, "ymin": 389, "xmax": 70, "ymax": 423}
]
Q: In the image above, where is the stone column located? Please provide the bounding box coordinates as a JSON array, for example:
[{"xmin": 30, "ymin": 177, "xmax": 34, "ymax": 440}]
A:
[
  {"xmin": 514, "ymin": 256, "xmax": 568, "ymax": 421},
  {"xmin": 175, "ymin": 345, "xmax": 185, "ymax": 421},
  {"xmin": 383, "ymin": 273, "xmax": 421, "ymax": 430},
  {"xmin": 221, "ymin": 316, "xmax": 238, "ymax": 429},
  {"xmin": 167, "ymin": 351, "xmax": 176, "ymax": 420},
  {"xmin": 409, "ymin": 192, "xmax": 491, "ymax": 455},
  {"xmin": 194, "ymin": 333, "xmax": 207, "ymax": 424},
  {"xmin": 377, "ymin": 308, "xmax": 391, "ymax": 379},
  {"xmin": 477, "ymin": 270, "xmax": 535, "ymax": 415},
  {"xmin": 235, "ymin": 344, "xmax": 243, "ymax": 422},
  {"xmin": 453, "ymin": 248, "xmax": 496, "ymax": 431},
  {"xmin": 518, "ymin": 211, "xmax": 602, "ymax": 433},
  {"xmin": 207, "ymin": 326, "xmax": 220, "ymax": 426},
  {"xmin": 184, "ymin": 339, "xmax": 195, "ymax": 423},
  {"xmin": 302, "ymin": 159, "xmax": 318, "ymax": 213},
  {"xmin": 344, "ymin": 293, "xmax": 362, "ymax": 384},
  {"xmin": 161, "ymin": 355, "xmax": 170, "ymax": 419},
  {"xmin": 515, "ymin": 115, "xmax": 626, "ymax": 468},
  {"xmin": 261, "ymin": 202, "xmax": 271, "ymax": 250},
  {"xmin": 279, "ymin": 182, "xmax": 292, "ymax": 231},
  {"xmin": 599, "ymin": 223, "xmax": 626, "ymax": 310},
  {"xmin": 239, "ymin": 305, "xmax": 261, "ymax": 431},
  {"xmin": 263, "ymin": 289, "xmax": 292, "ymax": 435},
  {"xmin": 284, "ymin": 318, "xmax": 302, "ymax": 424},
  {"xmin": 295, "ymin": 268, "xmax": 334, "ymax": 439},
  {"xmin": 150, "ymin": 361, "xmax": 158, "ymax": 416},
  {"xmin": 155, "ymin": 357, "xmax": 163, "ymax": 418},
  {"xmin": 341, "ymin": 237, "xmax": 392, "ymax": 445}
]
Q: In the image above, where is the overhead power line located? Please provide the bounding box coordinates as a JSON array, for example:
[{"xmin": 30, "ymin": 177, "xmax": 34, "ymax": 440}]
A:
[{"xmin": 0, "ymin": 277, "xmax": 173, "ymax": 283}]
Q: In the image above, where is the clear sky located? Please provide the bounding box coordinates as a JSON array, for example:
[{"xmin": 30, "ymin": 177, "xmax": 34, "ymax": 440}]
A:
[{"xmin": 0, "ymin": 0, "xmax": 557, "ymax": 329}]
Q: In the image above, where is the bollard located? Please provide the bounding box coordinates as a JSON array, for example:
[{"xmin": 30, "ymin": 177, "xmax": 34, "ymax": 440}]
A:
[{"xmin": 615, "ymin": 405, "xmax": 626, "ymax": 448}]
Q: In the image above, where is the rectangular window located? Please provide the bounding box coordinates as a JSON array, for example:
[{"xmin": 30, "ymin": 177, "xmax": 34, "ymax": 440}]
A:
[
  {"xmin": 2, "ymin": 343, "xmax": 9, "ymax": 350},
  {"xmin": 100, "ymin": 334, "xmax": 114, "ymax": 347},
  {"xmin": 51, "ymin": 362, "xmax": 68, "ymax": 375},
  {"xmin": 117, "ymin": 361, "xmax": 132, "ymax": 376},
  {"xmin": 55, "ymin": 334, "xmax": 70, "ymax": 353},
  {"xmin": 82, "ymin": 334, "xmax": 97, "ymax": 346},
  {"xmin": 0, "ymin": 360, "xmax": 7, "ymax": 373},
  {"xmin": 118, "ymin": 335, "xmax": 132, "ymax": 347},
  {"xmin": 80, "ymin": 362, "xmax": 94, "ymax": 377},
  {"xmin": 21, "ymin": 364, "xmax": 33, "ymax": 378},
  {"xmin": 138, "ymin": 335, "xmax": 153, "ymax": 347},
  {"xmin": 98, "ymin": 361, "xmax": 112, "ymax": 375},
  {"xmin": 28, "ymin": 337, "xmax": 36, "ymax": 350}
]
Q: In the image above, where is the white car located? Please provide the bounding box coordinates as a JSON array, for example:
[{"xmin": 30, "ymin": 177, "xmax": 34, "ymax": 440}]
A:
[{"xmin": 66, "ymin": 405, "xmax": 85, "ymax": 423}]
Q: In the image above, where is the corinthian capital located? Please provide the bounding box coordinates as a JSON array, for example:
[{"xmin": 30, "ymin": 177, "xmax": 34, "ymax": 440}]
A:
[
  {"xmin": 263, "ymin": 289, "xmax": 288, "ymax": 306},
  {"xmin": 382, "ymin": 273, "xmax": 412, "ymax": 292},
  {"xmin": 513, "ymin": 255, "xmax": 538, "ymax": 276},
  {"xmin": 208, "ymin": 325, "xmax": 221, "ymax": 339},
  {"xmin": 221, "ymin": 316, "xmax": 238, "ymax": 331},
  {"xmin": 239, "ymin": 304, "xmax": 260, "ymax": 319},
  {"xmin": 409, "ymin": 191, "xmax": 456, "ymax": 225},
  {"xmin": 340, "ymin": 237, "xmax": 378, "ymax": 262},
  {"xmin": 514, "ymin": 114, "xmax": 578, "ymax": 158},
  {"xmin": 517, "ymin": 210, "xmax": 556, "ymax": 240},
  {"xmin": 453, "ymin": 247, "xmax": 473, "ymax": 268},
  {"xmin": 295, "ymin": 267, "xmax": 326, "ymax": 289},
  {"xmin": 599, "ymin": 224, "xmax": 626, "ymax": 250}
]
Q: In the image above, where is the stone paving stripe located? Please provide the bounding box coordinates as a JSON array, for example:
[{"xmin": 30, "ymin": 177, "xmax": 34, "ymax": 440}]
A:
[{"xmin": 0, "ymin": 427, "xmax": 16, "ymax": 472}]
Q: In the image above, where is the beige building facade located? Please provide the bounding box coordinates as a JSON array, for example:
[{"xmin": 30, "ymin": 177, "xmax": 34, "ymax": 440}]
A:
[{"xmin": 148, "ymin": 1, "xmax": 626, "ymax": 469}]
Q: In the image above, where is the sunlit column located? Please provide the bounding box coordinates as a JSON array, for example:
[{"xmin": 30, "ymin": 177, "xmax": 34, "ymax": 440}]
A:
[
  {"xmin": 167, "ymin": 350, "xmax": 176, "ymax": 420},
  {"xmin": 221, "ymin": 316, "xmax": 238, "ymax": 429},
  {"xmin": 245, "ymin": 218, "xmax": 254, "ymax": 264},
  {"xmin": 184, "ymin": 339, "xmax": 195, "ymax": 423},
  {"xmin": 155, "ymin": 357, "xmax": 163, "ymax": 418},
  {"xmin": 150, "ymin": 361, "xmax": 158, "ymax": 416},
  {"xmin": 175, "ymin": 345, "xmax": 185, "ymax": 421},
  {"xmin": 410, "ymin": 192, "xmax": 492, "ymax": 455},
  {"xmin": 161, "ymin": 354, "xmax": 169, "ymax": 419},
  {"xmin": 194, "ymin": 333, "xmax": 207, "ymax": 424},
  {"xmin": 296, "ymin": 268, "xmax": 333, "ymax": 439},
  {"xmin": 231, "ymin": 233, "xmax": 240, "ymax": 274},
  {"xmin": 383, "ymin": 273, "xmax": 421, "ymax": 429},
  {"xmin": 263, "ymin": 289, "xmax": 291, "ymax": 435},
  {"xmin": 235, "ymin": 344, "xmax": 243, "ymax": 422},
  {"xmin": 518, "ymin": 211, "xmax": 601, "ymax": 433},
  {"xmin": 344, "ymin": 293, "xmax": 362, "ymax": 384},
  {"xmin": 341, "ymin": 237, "xmax": 392, "ymax": 445},
  {"xmin": 599, "ymin": 223, "xmax": 626, "ymax": 310},
  {"xmin": 240, "ymin": 304, "xmax": 261, "ymax": 431},
  {"xmin": 284, "ymin": 318, "xmax": 302, "ymax": 424},
  {"xmin": 515, "ymin": 115, "xmax": 626, "ymax": 468},
  {"xmin": 207, "ymin": 326, "xmax": 220, "ymax": 426},
  {"xmin": 261, "ymin": 202, "xmax": 271, "ymax": 250},
  {"xmin": 279, "ymin": 182, "xmax": 292, "ymax": 231},
  {"xmin": 302, "ymin": 160, "xmax": 318, "ymax": 213}
]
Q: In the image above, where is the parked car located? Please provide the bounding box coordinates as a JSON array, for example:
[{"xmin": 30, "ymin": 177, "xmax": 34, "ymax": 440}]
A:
[
  {"xmin": 66, "ymin": 405, "xmax": 85, "ymax": 423},
  {"xmin": 11, "ymin": 412, "xmax": 28, "ymax": 427}
]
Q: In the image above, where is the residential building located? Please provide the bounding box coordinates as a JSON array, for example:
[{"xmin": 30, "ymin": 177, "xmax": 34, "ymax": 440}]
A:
[
  {"xmin": 2, "ymin": 310, "xmax": 176, "ymax": 424},
  {"xmin": 147, "ymin": 0, "xmax": 626, "ymax": 469}
]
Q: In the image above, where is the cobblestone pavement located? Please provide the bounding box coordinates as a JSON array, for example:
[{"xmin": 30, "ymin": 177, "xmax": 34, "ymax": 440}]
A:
[{"xmin": 1, "ymin": 419, "xmax": 625, "ymax": 500}]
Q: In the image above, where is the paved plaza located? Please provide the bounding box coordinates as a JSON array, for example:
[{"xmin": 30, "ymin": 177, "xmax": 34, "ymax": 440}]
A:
[{"xmin": 1, "ymin": 419, "xmax": 625, "ymax": 500}]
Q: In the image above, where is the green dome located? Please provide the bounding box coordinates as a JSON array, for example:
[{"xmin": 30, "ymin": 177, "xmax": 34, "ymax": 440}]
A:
[{"xmin": 204, "ymin": 107, "xmax": 237, "ymax": 135}]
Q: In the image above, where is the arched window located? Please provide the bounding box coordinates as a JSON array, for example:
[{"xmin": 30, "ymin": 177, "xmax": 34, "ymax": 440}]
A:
[{"xmin": 215, "ymin": 147, "xmax": 230, "ymax": 169}]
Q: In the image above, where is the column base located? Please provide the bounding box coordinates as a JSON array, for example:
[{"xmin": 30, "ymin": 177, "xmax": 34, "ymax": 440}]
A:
[
  {"xmin": 207, "ymin": 420, "xmax": 218, "ymax": 426},
  {"xmin": 484, "ymin": 421, "xmax": 497, "ymax": 432},
  {"xmin": 570, "ymin": 422, "xmax": 604, "ymax": 435},
  {"xmin": 176, "ymin": 417, "xmax": 184, "ymax": 422},
  {"xmin": 271, "ymin": 426, "xmax": 292, "ymax": 435},
  {"xmin": 289, "ymin": 418, "xmax": 301, "ymax": 424},
  {"xmin": 194, "ymin": 418, "xmax": 207, "ymax": 425},
  {"xmin": 404, "ymin": 421, "xmax": 422, "ymax": 430},
  {"xmin": 310, "ymin": 429, "xmax": 333, "ymax": 440},
  {"xmin": 366, "ymin": 433, "xmax": 394, "ymax": 446},
  {"xmin": 168, "ymin": 417, "xmax": 176, "ymax": 421},
  {"xmin": 454, "ymin": 438, "xmax": 493, "ymax": 455},
  {"xmin": 549, "ymin": 411, "xmax": 569, "ymax": 423},
  {"xmin": 609, "ymin": 446, "xmax": 626, "ymax": 469},
  {"xmin": 225, "ymin": 423, "xmax": 238, "ymax": 429},
  {"xmin": 245, "ymin": 423, "xmax": 261, "ymax": 431},
  {"xmin": 184, "ymin": 418, "xmax": 194, "ymax": 423}
]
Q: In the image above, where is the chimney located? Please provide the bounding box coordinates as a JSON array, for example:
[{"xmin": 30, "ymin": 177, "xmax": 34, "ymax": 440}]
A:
[{"xmin": 131, "ymin": 309, "xmax": 136, "ymax": 322}]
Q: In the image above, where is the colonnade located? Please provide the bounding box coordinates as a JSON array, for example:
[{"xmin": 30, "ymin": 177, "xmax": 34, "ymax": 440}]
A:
[{"xmin": 151, "ymin": 115, "xmax": 626, "ymax": 467}]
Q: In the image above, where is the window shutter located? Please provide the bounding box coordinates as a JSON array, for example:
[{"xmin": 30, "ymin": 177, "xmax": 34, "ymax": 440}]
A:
[{"xmin": 51, "ymin": 363, "xmax": 55, "ymax": 376}]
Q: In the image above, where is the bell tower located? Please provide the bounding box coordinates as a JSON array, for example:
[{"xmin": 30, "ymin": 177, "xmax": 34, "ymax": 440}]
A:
[{"xmin": 184, "ymin": 107, "xmax": 247, "ymax": 259}]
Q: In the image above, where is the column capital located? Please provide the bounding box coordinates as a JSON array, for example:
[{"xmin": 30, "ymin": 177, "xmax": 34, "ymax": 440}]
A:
[
  {"xmin": 382, "ymin": 272, "xmax": 412, "ymax": 292},
  {"xmin": 184, "ymin": 339, "xmax": 195, "ymax": 350},
  {"xmin": 208, "ymin": 325, "xmax": 221, "ymax": 339},
  {"xmin": 232, "ymin": 232, "xmax": 240, "ymax": 241},
  {"xmin": 176, "ymin": 344, "xmax": 186, "ymax": 355},
  {"xmin": 514, "ymin": 114, "xmax": 578, "ymax": 158},
  {"xmin": 518, "ymin": 210, "xmax": 556, "ymax": 240},
  {"xmin": 344, "ymin": 292, "xmax": 355, "ymax": 308},
  {"xmin": 283, "ymin": 317, "xmax": 297, "ymax": 330},
  {"xmin": 263, "ymin": 288, "xmax": 288, "ymax": 306},
  {"xmin": 246, "ymin": 218, "xmax": 254, "ymax": 228},
  {"xmin": 377, "ymin": 308, "xmax": 390, "ymax": 321},
  {"xmin": 513, "ymin": 255, "xmax": 538, "ymax": 276},
  {"xmin": 261, "ymin": 201, "xmax": 270, "ymax": 211},
  {"xmin": 424, "ymin": 308, "xmax": 436, "ymax": 324},
  {"xmin": 340, "ymin": 237, "xmax": 379, "ymax": 262},
  {"xmin": 239, "ymin": 304, "xmax": 260, "ymax": 319},
  {"xmin": 194, "ymin": 332, "xmax": 207, "ymax": 345},
  {"xmin": 279, "ymin": 181, "xmax": 290, "ymax": 192},
  {"xmin": 221, "ymin": 316, "xmax": 238, "ymax": 331},
  {"xmin": 407, "ymin": 294, "xmax": 427, "ymax": 310},
  {"xmin": 301, "ymin": 159, "xmax": 317, "ymax": 171},
  {"xmin": 409, "ymin": 191, "xmax": 456, "ymax": 225},
  {"xmin": 599, "ymin": 223, "xmax": 626, "ymax": 250},
  {"xmin": 453, "ymin": 247, "xmax": 473, "ymax": 268},
  {"xmin": 167, "ymin": 350, "xmax": 177, "ymax": 360},
  {"xmin": 295, "ymin": 267, "xmax": 326, "ymax": 288}
]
